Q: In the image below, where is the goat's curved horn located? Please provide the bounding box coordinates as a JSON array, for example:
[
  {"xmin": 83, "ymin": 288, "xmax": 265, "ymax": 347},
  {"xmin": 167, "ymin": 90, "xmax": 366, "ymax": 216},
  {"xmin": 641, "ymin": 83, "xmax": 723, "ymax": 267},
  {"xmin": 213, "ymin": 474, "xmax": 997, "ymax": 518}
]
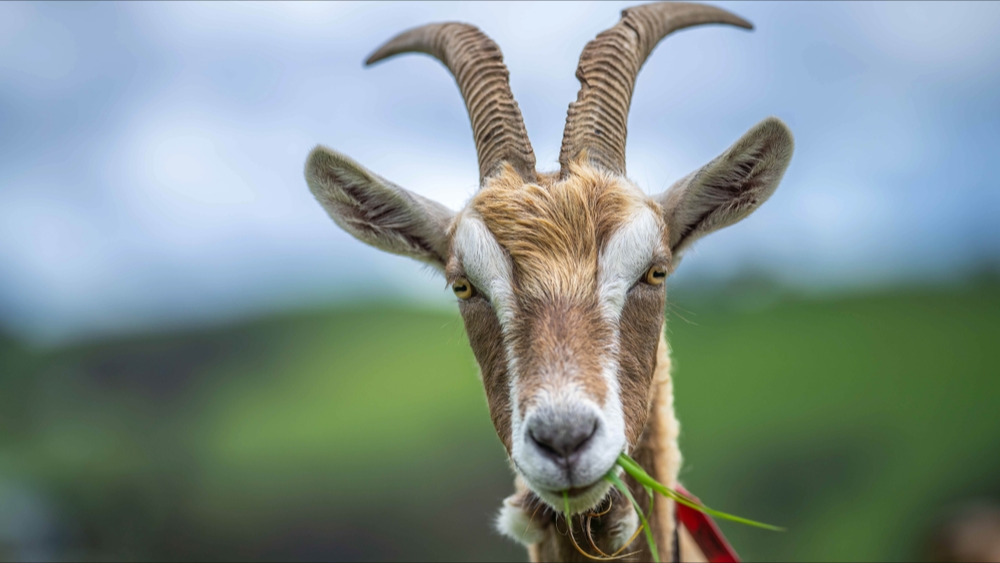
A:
[
  {"xmin": 559, "ymin": 2, "xmax": 752, "ymax": 177},
  {"xmin": 367, "ymin": 23, "xmax": 537, "ymax": 184}
]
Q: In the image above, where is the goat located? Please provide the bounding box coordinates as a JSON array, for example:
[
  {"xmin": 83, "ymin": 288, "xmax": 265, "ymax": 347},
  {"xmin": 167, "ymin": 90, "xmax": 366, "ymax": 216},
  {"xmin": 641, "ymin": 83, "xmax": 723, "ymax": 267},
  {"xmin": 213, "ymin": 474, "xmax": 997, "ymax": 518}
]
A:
[{"xmin": 305, "ymin": 2, "xmax": 793, "ymax": 560}]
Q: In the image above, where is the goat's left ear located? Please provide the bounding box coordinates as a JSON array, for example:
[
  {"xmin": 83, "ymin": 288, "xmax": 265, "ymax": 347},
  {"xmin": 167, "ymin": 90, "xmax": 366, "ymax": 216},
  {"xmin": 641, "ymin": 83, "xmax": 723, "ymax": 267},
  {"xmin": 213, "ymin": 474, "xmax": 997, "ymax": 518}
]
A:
[
  {"xmin": 656, "ymin": 117, "xmax": 793, "ymax": 259},
  {"xmin": 306, "ymin": 145, "xmax": 454, "ymax": 272}
]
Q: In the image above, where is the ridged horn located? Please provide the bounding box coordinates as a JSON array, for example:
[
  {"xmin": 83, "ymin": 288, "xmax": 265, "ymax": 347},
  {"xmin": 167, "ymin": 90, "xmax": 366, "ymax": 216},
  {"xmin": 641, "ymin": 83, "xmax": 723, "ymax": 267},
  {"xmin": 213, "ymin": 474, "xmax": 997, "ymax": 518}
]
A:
[
  {"xmin": 558, "ymin": 2, "xmax": 753, "ymax": 177},
  {"xmin": 367, "ymin": 22, "xmax": 537, "ymax": 184}
]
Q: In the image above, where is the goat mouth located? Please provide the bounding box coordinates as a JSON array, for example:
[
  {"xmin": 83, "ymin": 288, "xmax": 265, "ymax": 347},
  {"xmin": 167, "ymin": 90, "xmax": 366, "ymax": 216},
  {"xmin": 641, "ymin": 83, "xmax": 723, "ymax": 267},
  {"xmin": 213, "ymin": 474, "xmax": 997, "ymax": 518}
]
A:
[
  {"xmin": 565, "ymin": 483, "xmax": 600, "ymax": 498},
  {"xmin": 527, "ymin": 477, "xmax": 615, "ymax": 516},
  {"xmin": 523, "ymin": 468, "xmax": 609, "ymax": 500}
]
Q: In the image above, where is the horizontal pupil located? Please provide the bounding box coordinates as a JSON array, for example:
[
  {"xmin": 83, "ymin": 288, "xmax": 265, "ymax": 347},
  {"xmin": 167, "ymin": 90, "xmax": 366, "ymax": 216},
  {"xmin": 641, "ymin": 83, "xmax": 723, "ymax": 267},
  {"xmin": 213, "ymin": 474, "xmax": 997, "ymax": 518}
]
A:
[
  {"xmin": 653, "ymin": 271, "xmax": 665, "ymax": 278},
  {"xmin": 454, "ymin": 285, "xmax": 467, "ymax": 291}
]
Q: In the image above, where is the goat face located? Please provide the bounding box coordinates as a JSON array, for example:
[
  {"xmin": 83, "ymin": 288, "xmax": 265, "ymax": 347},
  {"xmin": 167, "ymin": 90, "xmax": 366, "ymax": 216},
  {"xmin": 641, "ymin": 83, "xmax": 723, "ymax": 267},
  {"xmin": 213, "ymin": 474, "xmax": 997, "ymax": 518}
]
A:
[{"xmin": 448, "ymin": 162, "xmax": 668, "ymax": 512}]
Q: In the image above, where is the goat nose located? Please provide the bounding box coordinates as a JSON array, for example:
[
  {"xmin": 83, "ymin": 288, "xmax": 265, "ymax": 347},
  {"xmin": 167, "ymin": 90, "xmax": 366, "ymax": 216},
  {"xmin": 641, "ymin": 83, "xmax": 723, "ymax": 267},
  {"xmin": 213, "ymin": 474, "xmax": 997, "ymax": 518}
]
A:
[{"xmin": 528, "ymin": 412, "xmax": 599, "ymax": 463}]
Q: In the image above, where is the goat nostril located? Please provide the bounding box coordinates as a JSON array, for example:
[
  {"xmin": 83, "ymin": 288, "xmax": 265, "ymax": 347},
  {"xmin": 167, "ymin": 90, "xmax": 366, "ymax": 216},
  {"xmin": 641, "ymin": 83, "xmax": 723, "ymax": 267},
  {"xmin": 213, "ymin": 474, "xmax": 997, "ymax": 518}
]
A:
[
  {"xmin": 528, "ymin": 418, "xmax": 599, "ymax": 462},
  {"xmin": 583, "ymin": 420, "xmax": 598, "ymax": 445},
  {"xmin": 529, "ymin": 429, "xmax": 560, "ymax": 458}
]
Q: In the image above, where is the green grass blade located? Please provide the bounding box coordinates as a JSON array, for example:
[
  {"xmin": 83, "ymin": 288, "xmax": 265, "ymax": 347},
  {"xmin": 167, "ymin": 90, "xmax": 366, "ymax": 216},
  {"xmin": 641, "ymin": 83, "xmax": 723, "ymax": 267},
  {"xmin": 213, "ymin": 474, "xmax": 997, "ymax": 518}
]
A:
[
  {"xmin": 605, "ymin": 471, "xmax": 660, "ymax": 563},
  {"xmin": 617, "ymin": 453, "xmax": 785, "ymax": 532}
]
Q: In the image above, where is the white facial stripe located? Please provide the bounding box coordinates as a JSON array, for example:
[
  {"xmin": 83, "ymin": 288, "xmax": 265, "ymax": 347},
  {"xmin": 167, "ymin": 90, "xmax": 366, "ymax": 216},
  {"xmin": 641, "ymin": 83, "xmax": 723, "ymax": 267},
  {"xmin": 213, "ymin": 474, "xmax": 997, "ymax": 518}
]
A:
[
  {"xmin": 452, "ymin": 213, "xmax": 517, "ymax": 330},
  {"xmin": 592, "ymin": 204, "xmax": 660, "ymax": 468},
  {"xmin": 452, "ymin": 212, "xmax": 525, "ymax": 471},
  {"xmin": 597, "ymin": 206, "xmax": 662, "ymax": 321}
]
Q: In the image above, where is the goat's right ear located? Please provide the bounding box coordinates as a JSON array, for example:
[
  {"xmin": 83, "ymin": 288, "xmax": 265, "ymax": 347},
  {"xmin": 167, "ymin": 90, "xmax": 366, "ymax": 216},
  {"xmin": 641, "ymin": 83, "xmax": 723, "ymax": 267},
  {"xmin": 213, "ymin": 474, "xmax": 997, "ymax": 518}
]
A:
[{"xmin": 305, "ymin": 146, "xmax": 454, "ymax": 272}]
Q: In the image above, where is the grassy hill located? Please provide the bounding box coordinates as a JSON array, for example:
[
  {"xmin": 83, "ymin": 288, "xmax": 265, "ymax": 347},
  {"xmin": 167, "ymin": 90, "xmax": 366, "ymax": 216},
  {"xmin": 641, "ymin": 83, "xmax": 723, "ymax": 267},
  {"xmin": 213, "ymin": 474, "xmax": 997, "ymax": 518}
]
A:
[{"xmin": 1, "ymin": 283, "xmax": 998, "ymax": 561}]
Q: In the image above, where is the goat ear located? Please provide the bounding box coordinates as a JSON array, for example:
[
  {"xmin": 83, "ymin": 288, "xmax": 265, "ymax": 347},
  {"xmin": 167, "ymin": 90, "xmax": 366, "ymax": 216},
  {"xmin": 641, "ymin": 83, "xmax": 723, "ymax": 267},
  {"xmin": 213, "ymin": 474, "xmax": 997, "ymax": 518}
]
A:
[
  {"xmin": 305, "ymin": 146, "xmax": 454, "ymax": 272},
  {"xmin": 656, "ymin": 117, "xmax": 793, "ymax": 259}
]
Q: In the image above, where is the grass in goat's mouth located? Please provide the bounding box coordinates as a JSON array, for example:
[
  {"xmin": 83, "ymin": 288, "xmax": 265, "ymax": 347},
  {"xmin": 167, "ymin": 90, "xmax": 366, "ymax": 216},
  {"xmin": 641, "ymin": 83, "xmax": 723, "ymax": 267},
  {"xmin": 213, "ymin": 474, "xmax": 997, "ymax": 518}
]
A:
[{"xmin": 561, "ymin": 453, "xmax": 783, "ymax": 562}]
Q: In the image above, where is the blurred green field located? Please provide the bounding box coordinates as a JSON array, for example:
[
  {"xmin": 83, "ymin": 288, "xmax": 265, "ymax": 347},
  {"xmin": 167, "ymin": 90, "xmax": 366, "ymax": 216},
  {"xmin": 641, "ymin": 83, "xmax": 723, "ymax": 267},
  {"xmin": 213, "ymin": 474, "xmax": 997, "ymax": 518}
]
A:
[{"xmin": 1, "ymin": 283, "xmax": 998, "ymax": 561}]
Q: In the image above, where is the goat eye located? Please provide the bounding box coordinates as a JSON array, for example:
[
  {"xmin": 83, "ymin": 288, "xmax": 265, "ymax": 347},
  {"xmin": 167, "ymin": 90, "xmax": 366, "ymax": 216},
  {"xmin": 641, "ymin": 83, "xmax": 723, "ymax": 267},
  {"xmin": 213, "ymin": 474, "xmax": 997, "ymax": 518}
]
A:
[
  {"xmin": 452, "ymin": 277, "xmax": 475, "ymax": 299},
  {"xmin": 644, "ymin": 265, "xmax": 667, "ymax": 286}
]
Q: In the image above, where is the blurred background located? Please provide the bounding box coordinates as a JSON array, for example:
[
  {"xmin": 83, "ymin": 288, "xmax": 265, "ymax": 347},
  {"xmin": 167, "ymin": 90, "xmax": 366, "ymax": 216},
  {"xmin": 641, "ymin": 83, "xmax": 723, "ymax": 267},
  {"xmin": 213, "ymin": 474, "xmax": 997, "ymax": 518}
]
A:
[{"xmin": 2, "ymin": 1, "xmax": 999, "ymax": 561}]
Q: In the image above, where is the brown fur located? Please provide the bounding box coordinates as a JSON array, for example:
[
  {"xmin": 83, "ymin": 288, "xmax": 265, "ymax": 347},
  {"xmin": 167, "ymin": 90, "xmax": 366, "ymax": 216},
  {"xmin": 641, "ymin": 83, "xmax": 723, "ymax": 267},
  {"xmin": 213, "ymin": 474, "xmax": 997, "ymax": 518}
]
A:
[
  {"xmin": 459, "ymin": 295, "xmax": 514, "ymax": 451},
  {"xmin": 512, "ymin": 294, "xmax": 611, "ymax": 413},
  {"xmin": 617, "ymin": 284, "xmax": 666, "ymax": 446}
]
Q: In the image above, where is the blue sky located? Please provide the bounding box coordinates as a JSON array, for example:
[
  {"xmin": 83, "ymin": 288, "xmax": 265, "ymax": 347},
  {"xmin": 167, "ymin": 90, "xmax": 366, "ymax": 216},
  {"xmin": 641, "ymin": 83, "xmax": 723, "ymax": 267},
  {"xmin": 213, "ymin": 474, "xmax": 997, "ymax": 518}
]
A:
[{"xmin": 1, "ymin": 1, "xmax": 999, "ymax": 344}]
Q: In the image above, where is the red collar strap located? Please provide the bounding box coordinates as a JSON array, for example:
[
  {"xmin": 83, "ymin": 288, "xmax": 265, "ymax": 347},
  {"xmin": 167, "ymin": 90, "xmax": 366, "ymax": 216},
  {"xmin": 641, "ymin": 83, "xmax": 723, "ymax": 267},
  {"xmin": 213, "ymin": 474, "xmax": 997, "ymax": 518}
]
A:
[{"xmin": 674, "ymin": 485, "xmax": 741, "ymax": 563}]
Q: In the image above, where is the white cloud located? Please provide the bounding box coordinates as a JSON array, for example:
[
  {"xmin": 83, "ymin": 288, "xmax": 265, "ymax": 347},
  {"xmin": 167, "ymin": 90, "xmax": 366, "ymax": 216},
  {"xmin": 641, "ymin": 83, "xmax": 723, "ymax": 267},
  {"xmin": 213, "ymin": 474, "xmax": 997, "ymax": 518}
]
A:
[
  {"xmin": 0, "ymin": 3, "xmax": 80, "ymax": 95},
  {"xmin": 852, "ymin": 2, "xmax": 1000, "ymax": 78}
]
